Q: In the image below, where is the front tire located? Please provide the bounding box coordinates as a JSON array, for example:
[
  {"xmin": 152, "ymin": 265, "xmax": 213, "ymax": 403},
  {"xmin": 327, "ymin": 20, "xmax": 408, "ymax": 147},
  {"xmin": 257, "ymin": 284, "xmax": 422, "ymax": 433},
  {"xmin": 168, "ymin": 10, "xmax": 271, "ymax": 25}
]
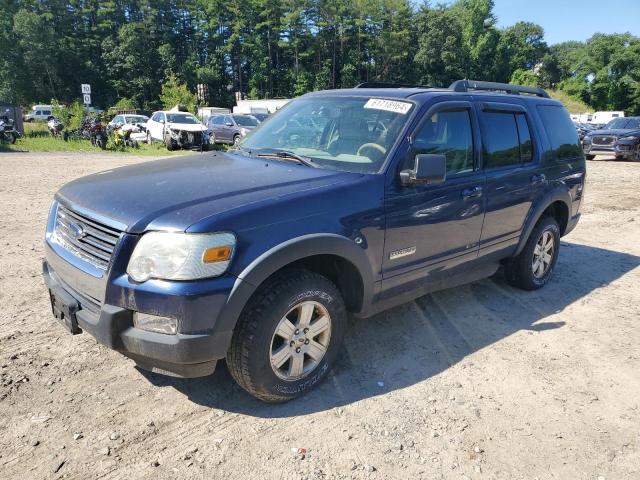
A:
[
  {"xmin": 147, "ymin": 132, "xmax": 152, "ymax": 145},
  {"xmin": 232, "ymin": 135, "xmax": 240, "ymax": 147},
  {"xmin": 227, "ymin": 270, "xmax": 346, "ymax": 402},
  {"xmin": 164, "ymin": 135, "xmax": 175, "ymax": 151},
  {"xmin": 505, "ymin": 216, "xmax": 560, "ymax": 291}
]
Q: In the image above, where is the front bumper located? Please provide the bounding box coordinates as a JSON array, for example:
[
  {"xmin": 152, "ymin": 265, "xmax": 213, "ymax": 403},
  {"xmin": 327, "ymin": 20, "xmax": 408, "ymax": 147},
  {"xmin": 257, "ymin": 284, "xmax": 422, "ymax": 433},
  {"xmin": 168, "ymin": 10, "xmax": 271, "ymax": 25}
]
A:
[
  {"xmin": 42, "ymin": 245, "xmax": 236, "ymax": 378},
  {"xmin": 583, "ymin": 143, "xmax": 635, "ymax": 159}
]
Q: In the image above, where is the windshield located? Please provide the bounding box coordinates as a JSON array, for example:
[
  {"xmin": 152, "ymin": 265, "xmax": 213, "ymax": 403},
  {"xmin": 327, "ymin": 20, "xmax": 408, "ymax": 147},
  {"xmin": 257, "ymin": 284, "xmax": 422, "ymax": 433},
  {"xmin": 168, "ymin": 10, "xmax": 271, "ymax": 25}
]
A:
[
  {"xmin": 126, "ymin": 116, "xmax": 148, "ymax": 124},
  {"xmin": 166, "ymin": 113, "xmax": 199, "ymax": 124},
  {"xmin": 241, "ymin": 96, "xmax": 414, "ymax": 173},
  {"xmin": 606, "ymin": 118, "xmax": 630, "ymax": 129},
  {"xmin": 233, "ymin": 115, "xmax": 259, "ymax": 127}
]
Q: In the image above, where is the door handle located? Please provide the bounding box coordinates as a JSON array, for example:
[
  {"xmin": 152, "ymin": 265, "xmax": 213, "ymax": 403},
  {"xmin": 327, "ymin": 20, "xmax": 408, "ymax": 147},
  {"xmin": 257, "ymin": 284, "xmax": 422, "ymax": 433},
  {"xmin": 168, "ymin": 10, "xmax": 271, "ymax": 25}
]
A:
[
  {"xmin": 531, "ymin": 173, "xmax": 546, "ymax": 185},
  {"xmin": 462, "ymin": 186, "xmax": 483, "ymax": 199}
]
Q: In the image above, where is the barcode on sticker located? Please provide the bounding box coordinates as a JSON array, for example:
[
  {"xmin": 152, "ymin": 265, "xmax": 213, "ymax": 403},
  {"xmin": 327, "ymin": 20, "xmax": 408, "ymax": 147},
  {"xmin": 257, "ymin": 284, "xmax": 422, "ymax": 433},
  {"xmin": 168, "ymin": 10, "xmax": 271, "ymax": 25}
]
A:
[{"xmin": 364, "ymin": 98, "xmax": 412, "ymax": 115}]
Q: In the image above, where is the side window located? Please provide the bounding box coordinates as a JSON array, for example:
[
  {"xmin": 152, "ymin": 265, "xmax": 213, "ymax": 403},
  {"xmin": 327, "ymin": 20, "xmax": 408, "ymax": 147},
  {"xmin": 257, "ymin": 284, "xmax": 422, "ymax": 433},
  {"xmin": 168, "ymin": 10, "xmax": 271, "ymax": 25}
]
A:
[
  {"xmin": 481, "ymin": 111, "xmax": 521, "ymax": 169},
  {"xmin": 515, "ymin": 113, "xmax": 533, "ymax": 163},
  {"xmin": 43, "ymin": 110, "xmax": 51, "ymax": 116},
  {"xmin": 159, "ymin": 113, "xmax": 166, "ymax": 122},
  {"xmin": 536, "ymin": 105, "xmax": 581, "ymax": 161},
  {"xmin": 223, "ymin": 115, "xmax": 233, "ymax": 125},
  {"xmin": 211, "ymin": 116, "xmax": 224, "ymax": 126},
  {"xmin": 151, "ymin": 113, "xmax": 158, "ymax": 122},
  {"xmin": 412, "ymin": 109, "xmax": 474, "ymax": 176},
  {"xmin": 35, "ymin": 110, "xmax": 42, "ymax": 116}
]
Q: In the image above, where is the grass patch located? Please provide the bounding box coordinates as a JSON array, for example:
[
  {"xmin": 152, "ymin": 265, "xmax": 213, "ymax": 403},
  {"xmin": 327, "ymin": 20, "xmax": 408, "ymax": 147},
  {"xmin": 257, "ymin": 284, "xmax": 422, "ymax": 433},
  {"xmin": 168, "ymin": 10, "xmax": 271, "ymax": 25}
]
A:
[
  {"xmin": 1, "ymin": 121, "xmax": 199, "ymax": 156},
  {"xmin": 549, "ymin": 90, "xmax": 592, "ymax": 114}
]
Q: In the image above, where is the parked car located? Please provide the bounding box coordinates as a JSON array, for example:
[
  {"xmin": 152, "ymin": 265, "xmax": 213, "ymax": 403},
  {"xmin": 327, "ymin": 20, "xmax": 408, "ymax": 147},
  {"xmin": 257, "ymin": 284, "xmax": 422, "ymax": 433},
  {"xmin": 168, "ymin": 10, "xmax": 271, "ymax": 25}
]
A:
[
  {"xmin": 108, "ymin": 114, "xmax": 149, "ymax": 142},
  {"xmin": 250, "ymin": 112, "xmax": 269, "ymax": 122},
  {"xmin": 207, "ymin": 114, "xmax": 259, "ymax": 146},
  {"xmin": 42, "ymin": 80, "xmax": 585, "ymax": 402},
  {"xmin": 24, "ymin": 105, "xmax": 53, "ymax": 122},
  {"xmin": 582, "ymin": 116, "xmax": 640, "ymax": 161},
  {"xmin": 146, "ymin": 110, "xmax": 208, "ymax": 150}
]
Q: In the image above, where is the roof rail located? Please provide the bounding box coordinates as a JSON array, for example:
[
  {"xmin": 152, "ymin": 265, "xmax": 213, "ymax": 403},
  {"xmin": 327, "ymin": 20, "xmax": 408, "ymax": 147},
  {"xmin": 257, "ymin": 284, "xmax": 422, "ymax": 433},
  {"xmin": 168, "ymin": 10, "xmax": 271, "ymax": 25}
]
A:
[
  {"xmin": 355, "ymin": 82, "xmax": 432, "ymax": 89},
  {"xmin": 449, "ymin": 80, "xmax": 550, "ymax": 98}
]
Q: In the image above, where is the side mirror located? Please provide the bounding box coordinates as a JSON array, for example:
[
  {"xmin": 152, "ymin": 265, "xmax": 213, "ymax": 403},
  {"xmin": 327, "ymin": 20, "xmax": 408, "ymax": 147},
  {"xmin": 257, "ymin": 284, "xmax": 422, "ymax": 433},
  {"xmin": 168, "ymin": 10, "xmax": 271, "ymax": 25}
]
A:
[
  {"xmin": 225, "ymin": 121, "xmax": 233, "ymax": 126},
  {"xmin": 400, "ymin": 154, "xmax": 447, "ymax": 186},
  {"xmin": 159, "ymin": 119, "xmax": 165, "ymax": 124}
]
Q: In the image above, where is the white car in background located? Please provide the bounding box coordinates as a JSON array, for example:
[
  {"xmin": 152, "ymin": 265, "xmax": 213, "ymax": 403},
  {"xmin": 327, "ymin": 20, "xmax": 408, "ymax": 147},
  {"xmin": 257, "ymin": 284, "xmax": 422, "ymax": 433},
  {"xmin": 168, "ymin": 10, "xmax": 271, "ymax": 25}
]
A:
[
  {"xmin": 146, "ymin": 110, "xmax": 208, "ymax": 150},
  {"xmin": 107, "ymin": 114, "xmax": 149, "ymax": 141}
]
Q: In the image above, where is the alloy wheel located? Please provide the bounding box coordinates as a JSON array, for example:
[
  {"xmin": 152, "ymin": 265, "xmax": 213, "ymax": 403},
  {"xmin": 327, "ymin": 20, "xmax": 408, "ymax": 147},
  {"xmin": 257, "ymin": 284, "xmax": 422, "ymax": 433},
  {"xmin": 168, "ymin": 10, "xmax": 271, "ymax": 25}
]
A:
[
  {"xmin": 270, "ymin": 301, "xmax": 332, "ymax": 381},
  {"xmin": 532, "ymin": 230, "xmax": 554, "ymax": 278}
]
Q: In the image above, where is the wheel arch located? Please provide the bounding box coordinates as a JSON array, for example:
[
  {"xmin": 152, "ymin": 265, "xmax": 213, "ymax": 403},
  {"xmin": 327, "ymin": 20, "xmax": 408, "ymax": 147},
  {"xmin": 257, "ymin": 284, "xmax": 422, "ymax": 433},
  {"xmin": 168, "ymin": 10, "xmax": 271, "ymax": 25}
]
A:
[
  {"xmin": 214, "ymin": 234, "xmax": 375, "ymax": 337},
  {"xmin": 515, "ymin": 190, "xmax": 571, "ymax": 257}
]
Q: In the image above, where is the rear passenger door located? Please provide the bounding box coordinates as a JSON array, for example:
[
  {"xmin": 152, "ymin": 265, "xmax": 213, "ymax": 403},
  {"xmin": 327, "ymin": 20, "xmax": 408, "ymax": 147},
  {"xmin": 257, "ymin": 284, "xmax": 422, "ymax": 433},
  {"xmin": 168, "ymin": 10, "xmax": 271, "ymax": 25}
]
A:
[{"xmin": 477, "ymin": 102, "xmax": 542, "ymax": 258}]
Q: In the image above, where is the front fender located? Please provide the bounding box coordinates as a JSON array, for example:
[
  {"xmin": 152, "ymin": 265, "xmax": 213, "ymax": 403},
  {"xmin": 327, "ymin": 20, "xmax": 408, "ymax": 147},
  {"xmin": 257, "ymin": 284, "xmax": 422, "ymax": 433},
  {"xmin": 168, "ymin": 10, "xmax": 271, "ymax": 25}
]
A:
[{"xmin": 213, "ymin": 234, "xmax": 375, "ymax": 336}]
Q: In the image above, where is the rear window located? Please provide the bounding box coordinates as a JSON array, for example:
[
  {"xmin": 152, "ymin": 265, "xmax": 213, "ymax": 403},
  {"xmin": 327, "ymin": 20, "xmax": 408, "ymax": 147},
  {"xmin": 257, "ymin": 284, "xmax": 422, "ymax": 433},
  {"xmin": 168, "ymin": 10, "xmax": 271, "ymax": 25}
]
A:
[{"xmin": 537, "ymin": 105, "xmax": 581, "ymax": 160}]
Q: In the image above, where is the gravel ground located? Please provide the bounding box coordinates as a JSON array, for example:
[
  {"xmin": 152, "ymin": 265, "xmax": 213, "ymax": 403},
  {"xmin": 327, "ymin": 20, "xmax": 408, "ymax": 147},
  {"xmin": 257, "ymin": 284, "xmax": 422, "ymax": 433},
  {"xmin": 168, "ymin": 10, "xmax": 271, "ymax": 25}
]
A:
[{"xmin": 0, "ymin": 151, "xmax": 639, "ymax": 480}]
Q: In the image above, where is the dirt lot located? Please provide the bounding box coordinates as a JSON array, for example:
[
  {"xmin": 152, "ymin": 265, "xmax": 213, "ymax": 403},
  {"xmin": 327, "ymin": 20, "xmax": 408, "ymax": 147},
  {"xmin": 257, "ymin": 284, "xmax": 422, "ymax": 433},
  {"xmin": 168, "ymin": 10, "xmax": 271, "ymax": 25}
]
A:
[{"xmin": 0, "ymin": 151, "xmax": 639, "ymax": 480}]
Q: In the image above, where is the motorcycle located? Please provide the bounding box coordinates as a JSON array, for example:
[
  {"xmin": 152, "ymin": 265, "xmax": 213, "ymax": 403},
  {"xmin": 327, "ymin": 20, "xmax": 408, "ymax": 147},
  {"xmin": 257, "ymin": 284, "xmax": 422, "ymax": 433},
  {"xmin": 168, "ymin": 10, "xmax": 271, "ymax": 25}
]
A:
[
  {"xmin": 47, "ymin": 117, "xmax": 67, "ymax": 140},
  {"xmin": 67, "ymin": 115, "xmax": 107, "ymax": 149},
  {"xmin": 109, "ymin": 122, "xmax": 139, "ymax": 148},
  {"xmin": 0, "ymin": 111, "xmax": 20, "ymax": 144}
]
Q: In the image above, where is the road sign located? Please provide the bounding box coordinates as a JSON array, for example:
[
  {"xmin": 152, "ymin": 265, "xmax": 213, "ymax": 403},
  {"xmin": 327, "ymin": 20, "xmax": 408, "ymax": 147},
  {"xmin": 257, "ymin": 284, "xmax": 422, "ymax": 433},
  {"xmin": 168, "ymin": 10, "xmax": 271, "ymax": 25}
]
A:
[
  {"xmin": 81, "ymin": 84, "xmax": 91, "ymax": 94},
  {"xmin": 83, "ymin": 94, "xmax": 91, "ymax": 105}
]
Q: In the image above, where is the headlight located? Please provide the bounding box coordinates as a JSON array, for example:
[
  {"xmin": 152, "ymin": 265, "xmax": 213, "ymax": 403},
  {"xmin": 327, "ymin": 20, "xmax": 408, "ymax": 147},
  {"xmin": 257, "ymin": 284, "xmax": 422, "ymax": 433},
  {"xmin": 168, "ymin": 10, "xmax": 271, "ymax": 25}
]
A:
[
  {"xmin": 127, "ymin": 232, "xmax": 236, "ymax": 282},
  {"xmin": 622, "ymin": 135, "xmax": 638, "ymax": 141}
]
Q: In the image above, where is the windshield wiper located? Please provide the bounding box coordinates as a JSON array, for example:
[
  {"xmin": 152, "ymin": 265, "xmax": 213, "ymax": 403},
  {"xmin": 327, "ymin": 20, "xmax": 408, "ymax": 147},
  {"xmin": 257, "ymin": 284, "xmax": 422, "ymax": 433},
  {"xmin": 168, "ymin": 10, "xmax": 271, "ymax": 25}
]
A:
[{"xmin": 254, "ymin": 150, "xmax": 317, "ymax": 168}]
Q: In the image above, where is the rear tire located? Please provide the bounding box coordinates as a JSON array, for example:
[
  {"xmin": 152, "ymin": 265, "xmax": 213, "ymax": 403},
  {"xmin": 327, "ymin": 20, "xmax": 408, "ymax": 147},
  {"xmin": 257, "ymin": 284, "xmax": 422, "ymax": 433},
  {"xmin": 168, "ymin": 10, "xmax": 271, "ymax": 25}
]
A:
[
  {"xmin": 505, "ymin": 216, "xmax": 560, "ymax": 291},
  {"xmin": 227, "ymin": 270, "xmax": 346, "ymax": 402}
]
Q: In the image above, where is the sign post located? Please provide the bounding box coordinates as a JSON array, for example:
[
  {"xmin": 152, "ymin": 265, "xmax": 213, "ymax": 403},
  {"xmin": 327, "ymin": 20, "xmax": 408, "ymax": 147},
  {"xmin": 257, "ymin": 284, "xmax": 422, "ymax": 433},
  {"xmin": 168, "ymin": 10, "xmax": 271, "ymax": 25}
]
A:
[{"xmin": 81, "ymin": 84, "xmax": 91, "ymax": 106}]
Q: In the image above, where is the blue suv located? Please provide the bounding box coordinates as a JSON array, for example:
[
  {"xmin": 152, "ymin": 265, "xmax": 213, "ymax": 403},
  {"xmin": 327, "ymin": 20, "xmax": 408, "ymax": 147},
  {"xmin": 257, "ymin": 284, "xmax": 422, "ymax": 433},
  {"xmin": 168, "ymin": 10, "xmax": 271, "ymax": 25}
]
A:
[{"xmin": 43, "ymin": 80, "xmax": 585, "ymax": 402}]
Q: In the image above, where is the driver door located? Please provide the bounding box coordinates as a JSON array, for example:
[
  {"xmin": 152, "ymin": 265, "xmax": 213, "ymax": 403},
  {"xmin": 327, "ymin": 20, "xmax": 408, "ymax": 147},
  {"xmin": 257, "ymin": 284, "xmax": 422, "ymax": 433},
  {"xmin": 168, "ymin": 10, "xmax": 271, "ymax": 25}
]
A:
[{"xmin": 382, "ymin": 99, "xmax": 486, "ymax": 294}]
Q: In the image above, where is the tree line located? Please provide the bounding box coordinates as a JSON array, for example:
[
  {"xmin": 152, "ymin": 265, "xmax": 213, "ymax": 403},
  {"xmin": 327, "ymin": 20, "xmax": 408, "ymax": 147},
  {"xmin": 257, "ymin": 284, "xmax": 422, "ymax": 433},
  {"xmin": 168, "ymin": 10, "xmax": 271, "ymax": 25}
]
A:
[{"xmin": 1, "ymin": 0, "xmax": 639, "ymax": 115}]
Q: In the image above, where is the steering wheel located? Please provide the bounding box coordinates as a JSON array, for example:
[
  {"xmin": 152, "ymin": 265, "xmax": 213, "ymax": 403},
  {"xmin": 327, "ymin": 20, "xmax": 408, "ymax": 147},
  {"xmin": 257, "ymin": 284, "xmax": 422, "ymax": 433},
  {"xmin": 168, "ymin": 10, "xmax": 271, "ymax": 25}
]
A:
[{"xmin": 357, "ymin": 142, "xmax": 387, "ymax": 157}]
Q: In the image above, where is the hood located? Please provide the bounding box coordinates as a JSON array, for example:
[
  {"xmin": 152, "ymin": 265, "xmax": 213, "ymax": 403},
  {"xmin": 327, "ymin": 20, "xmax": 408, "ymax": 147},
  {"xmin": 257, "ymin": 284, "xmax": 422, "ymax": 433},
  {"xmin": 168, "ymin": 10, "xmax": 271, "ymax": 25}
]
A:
[
  {"xmin": 588, "ymin": 128, "xmax": 640, "ymax": 137},
  {"xmin": 167, "ymin": 123, "xmax": 207, "ymax": 132},
  {"xmin": 56, "ymin": 152, "xmax": 357, "ymax": 234}
]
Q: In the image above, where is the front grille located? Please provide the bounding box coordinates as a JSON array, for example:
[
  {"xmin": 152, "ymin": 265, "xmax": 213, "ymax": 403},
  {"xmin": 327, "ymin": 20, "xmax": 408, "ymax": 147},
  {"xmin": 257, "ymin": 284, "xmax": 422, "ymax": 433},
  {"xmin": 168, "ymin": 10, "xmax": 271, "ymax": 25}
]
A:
[
  {"xmin": 53, "ymin": 204, "xmax": 122, "ymax": 270},
  {"xmin": 592, "ymin": 135, "xmax": 616, "ymax": 146}
]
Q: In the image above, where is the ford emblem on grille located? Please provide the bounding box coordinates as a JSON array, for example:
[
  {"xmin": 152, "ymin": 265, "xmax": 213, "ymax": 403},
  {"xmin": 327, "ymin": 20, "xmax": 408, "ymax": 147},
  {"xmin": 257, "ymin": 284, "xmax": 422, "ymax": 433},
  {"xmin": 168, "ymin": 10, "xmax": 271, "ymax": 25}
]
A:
[{"xmin": 69, "ymin": 222, "xmax": 86, "ymax": 240}]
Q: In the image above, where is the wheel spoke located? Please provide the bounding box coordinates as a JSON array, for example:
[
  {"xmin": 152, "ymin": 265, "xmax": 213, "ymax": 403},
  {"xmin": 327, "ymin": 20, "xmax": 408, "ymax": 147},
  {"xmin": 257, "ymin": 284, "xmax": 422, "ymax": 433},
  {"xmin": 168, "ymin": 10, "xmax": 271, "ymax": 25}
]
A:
[
  {"xmin": 297, "ymin": 302, "xmax": 315, "ymax": 329},
  {"xmin": 542, "ymin": 252, "xmax": 552, "ymax": 264},
  {"xmin": 271, "ymin": 345, "xmax": 292, "ymax": 369},
  {"xmin": 275, "ymin": 318, "xmax": 296, "ymax": 339},
  {"xmin": 288, "ymin": 354, "xmax": 304, "ymax": 378},
  {"xmin": 536, "ymin": 261, "xmax": 545, "ymax": 276},
  {"xmin": 307, "ymin": 340, "xmax": 326, "ymax": 361},
  {"xmin": 308, "ymin": 315, "xmax": 330, "ymax": 338},
  {"xmin": 534, "ymin": 244, "xmax": 542, "ymax": 256}
]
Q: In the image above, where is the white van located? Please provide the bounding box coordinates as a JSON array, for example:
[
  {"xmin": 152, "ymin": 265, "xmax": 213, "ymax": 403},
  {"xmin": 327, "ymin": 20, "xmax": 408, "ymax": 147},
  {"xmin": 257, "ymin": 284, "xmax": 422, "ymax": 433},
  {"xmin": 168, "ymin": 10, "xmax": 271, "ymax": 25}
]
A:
[
  {"xmin": 591, "ymin": 111, "xmax": 624, "ymax": 125},
  {"xmin": 24, "ymin": 105, "xmax": 53, "ymax": 122}
]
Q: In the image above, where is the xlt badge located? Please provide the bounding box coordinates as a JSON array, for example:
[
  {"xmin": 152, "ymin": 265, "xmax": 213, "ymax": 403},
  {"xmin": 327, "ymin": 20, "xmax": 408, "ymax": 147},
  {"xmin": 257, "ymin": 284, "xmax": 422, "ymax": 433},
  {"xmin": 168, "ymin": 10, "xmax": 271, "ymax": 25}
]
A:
[{"xmin": 389, "ymin": 246, "xmax": 417, "ymax": 260}]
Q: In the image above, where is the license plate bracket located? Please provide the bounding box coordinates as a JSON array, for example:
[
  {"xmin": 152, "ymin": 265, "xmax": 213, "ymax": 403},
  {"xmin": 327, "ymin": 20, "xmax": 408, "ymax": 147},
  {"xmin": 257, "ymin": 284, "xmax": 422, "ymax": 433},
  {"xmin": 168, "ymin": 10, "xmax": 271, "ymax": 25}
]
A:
[{"xmin": 49, "ymin": 287, "xmax": 82, "ymax": 334}]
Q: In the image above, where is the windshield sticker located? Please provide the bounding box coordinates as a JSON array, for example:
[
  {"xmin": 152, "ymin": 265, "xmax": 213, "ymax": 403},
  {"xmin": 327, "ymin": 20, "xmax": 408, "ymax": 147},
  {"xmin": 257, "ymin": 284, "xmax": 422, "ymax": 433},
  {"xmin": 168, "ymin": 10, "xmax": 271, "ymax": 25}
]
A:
[{"xmin": 364, "ymin": 99, "xmax": 412, "ymax": 115}]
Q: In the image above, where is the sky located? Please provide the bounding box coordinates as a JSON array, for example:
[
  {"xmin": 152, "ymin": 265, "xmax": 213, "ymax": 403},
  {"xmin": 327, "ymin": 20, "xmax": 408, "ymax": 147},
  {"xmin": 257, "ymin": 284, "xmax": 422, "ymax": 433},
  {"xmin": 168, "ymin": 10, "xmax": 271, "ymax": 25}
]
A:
[{"xmin": 444, "ymin": 0, "xmax": 640, "ymax": 45}]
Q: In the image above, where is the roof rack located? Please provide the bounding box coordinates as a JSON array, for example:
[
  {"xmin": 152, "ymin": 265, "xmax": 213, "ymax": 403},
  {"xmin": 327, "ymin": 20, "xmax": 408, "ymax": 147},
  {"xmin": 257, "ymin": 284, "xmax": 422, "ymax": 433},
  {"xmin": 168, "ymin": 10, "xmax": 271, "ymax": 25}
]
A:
[
  {"xmin": 355, "ymin": 82, "xmax": 432, "ymax": 89},
  {"xmin": 449, "ymin": 80, "xmax": 550, "ymax": 98}
]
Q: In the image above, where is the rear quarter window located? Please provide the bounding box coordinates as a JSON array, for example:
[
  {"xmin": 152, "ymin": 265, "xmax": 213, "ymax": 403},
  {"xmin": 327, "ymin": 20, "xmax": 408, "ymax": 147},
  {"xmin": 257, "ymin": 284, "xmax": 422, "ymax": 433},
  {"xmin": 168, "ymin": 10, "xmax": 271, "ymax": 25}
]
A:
[{"xmin": 537, "ymin": 105, "xmax": 582, "ymax": 161}]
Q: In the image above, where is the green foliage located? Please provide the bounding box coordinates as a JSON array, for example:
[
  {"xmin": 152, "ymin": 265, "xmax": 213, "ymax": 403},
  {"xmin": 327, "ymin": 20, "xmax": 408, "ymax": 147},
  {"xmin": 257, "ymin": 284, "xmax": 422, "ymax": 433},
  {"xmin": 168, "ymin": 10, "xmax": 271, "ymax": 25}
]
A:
[
  {"xmin": 159, "ymin": 74, "xmax": 198, "ymax": 113},
  {"xmin": 510, "ymin": 69, "xmax": 538, "ymax": 88},
  {"xmin": 112, "ymin": 97, "xmax": 137, "ymax": 111},
  {"xmin": 1, "ymin": 0, "xmax": 638, "ymax": 115}
]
